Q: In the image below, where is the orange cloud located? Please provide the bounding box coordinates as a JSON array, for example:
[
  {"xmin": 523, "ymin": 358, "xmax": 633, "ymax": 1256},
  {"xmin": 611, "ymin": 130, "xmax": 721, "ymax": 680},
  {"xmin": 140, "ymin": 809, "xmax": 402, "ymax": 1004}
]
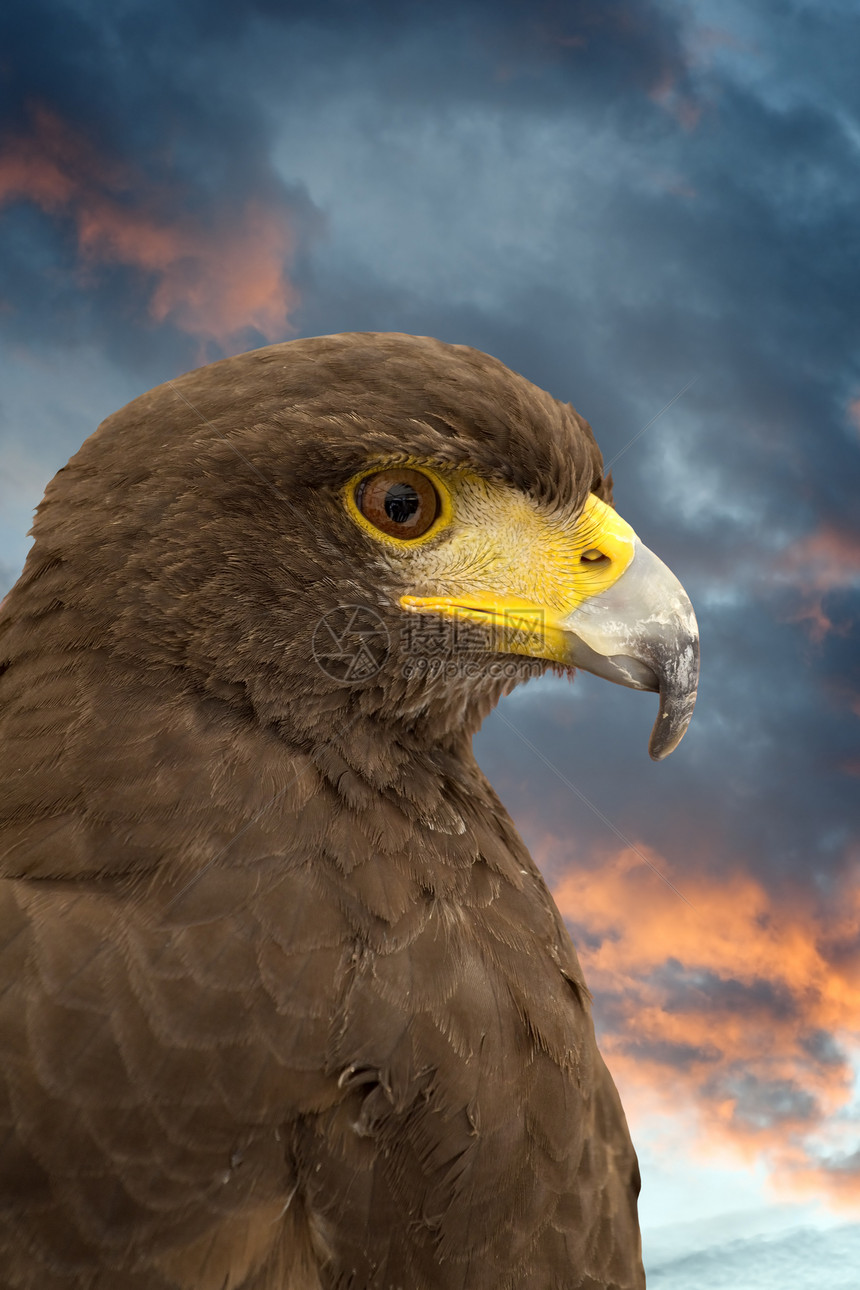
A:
[
  {"xmin": 0, "ymin": 107, "xmax": 299, "ymax": 348},
  {"xmin": 776, "ymin": 524, "xmax": 860, "ymax": 641},
  {"xmin": 848, "ymin": 397, "xmax": 860, "ymax": 435},
  {"xmin": 782, "ymin": 527, "xmax": 860, "ymax": 591},
  {"xmin": 551, "ymin": 845, "xmax": 860, "ymax": 1208}
]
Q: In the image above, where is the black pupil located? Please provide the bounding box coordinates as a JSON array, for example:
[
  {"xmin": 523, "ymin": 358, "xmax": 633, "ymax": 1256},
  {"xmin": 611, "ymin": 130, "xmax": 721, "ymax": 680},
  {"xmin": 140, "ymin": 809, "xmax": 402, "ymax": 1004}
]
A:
[{"xmin": 384, "ymin": 482, "xmax": 420, "ymax": 524}]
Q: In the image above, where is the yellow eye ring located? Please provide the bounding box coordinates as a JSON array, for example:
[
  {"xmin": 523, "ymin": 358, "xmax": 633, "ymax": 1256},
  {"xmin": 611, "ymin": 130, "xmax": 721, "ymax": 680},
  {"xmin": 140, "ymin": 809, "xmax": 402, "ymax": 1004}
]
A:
[{"xmin": 343, "ymin": 463, "xmax": 453, "ymax": 547}]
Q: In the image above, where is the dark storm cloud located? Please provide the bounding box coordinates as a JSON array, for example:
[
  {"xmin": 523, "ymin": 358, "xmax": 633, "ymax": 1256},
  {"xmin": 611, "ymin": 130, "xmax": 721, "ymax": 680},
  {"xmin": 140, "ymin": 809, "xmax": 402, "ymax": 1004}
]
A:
[
  {"xmin": 0, "ymin": 0, "xmax": 694, "ymax": 380},
  {"xmin": 625, "ymin": 1036, "xmax": 723, "ymax": 1067},
  {"xmin": 799, "ymin": 1029, "xmax": 847, "ymax": 1069},
  {"xmin": 0, "ymin": 1, "xmax": 323, "ymax": 374},
  {"xmin": 716, "ymin": 1071, "xmax": 819, "ymax": 1130},
  {"xmin": 650, "ymin": 962, "xmax": 799, "ymax": 1021}
]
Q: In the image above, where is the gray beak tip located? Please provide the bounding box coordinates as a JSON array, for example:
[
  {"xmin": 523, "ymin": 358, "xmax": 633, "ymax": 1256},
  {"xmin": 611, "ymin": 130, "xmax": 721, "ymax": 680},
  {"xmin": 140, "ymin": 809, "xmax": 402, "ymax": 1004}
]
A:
[
  {"xmin": 560, "ymin": 538, "xmax": 700, "ymax": 761},
  {"xmin": 649, "ymin": 723, "xmax": 681, "ymax": 762},
  {"xmin": 647, "ymin": 654, "xmax": 699, "ymax": 761}
]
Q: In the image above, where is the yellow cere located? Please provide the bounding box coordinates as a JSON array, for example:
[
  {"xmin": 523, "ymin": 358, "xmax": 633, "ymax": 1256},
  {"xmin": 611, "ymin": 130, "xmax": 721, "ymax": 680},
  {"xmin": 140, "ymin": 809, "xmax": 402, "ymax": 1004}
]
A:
[{"xmin": 343, "ymin": 463, "xmax": 637, "ymax": 664}]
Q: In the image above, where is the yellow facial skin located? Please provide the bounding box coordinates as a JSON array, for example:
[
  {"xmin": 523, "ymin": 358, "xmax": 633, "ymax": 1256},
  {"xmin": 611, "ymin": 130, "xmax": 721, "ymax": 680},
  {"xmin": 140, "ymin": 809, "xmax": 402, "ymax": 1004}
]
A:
[{"xmin": 342, "ymin": 463, "xmax": 637, "ymax": 665}]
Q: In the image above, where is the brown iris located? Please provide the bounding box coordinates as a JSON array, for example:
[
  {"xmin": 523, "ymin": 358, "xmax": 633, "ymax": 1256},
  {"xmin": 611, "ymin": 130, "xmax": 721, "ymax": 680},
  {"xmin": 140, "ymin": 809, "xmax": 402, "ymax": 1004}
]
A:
[{"xmin": 356, "ymin": 468, "xmax": 440, "ymax": 539}]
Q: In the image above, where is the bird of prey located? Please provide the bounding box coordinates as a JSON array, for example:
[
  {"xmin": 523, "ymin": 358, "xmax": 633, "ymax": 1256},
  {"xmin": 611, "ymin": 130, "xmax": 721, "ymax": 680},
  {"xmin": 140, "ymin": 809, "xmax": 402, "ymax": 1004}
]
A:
[{"xmin": 0, "ymin": 333, "xmax": 698, "ymax": 1290}]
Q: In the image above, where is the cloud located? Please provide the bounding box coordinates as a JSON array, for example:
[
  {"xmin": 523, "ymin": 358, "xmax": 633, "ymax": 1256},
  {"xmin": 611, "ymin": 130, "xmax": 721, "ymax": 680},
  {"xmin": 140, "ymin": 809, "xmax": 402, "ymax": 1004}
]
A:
[
  {"xmin": 646, "ymin": 1217, "xmax": 860, "ymax": 1290},
  {"xmin": 0, "ymin": 107, "xmax": 301, "ymax": 350},
  {"xmin": 648, "ymin": 65, "xmax": 702, "ymax": 131},
  {"xmin": 848, "ymin": 397, "xmax": 860, "ymax": 435},
  {"xmin": 783, "ymin": 528, "xmax": 860, "ymax": 587},
  {"xmin": 550, "ymin": 844, "xmax": 860, "ymax": 1205},
  {"xmin": 775, "ymin": 524, "xmax": 860, "ymax": 641}
]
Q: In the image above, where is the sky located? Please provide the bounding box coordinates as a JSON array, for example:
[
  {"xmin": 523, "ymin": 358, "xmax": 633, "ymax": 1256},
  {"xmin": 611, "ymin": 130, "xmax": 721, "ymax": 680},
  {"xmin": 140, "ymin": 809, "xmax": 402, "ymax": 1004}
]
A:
[{"xmin": 1, "ymin": 0, "xmax": 859, "ymax": 1283}]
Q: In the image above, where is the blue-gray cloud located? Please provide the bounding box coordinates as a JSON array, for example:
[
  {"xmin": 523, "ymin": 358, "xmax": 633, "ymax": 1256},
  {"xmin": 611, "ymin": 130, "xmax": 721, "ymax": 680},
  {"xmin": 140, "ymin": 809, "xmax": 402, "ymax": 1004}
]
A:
[{"xmin": 647, "ymin": 1219, "xmax": 860, "ymax": 1289}]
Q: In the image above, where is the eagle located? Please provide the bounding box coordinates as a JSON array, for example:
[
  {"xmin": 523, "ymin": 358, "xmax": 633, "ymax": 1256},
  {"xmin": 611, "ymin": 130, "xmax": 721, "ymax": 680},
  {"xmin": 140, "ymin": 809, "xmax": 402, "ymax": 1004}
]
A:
[{"xmin": 0, "ymin": 333, "xmax": 698, "ymax": 1290}]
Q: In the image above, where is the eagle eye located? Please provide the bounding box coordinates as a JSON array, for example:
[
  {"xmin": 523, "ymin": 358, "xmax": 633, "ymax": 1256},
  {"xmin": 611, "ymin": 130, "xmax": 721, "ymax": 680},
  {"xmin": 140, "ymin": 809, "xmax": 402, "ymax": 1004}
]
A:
[{"xmin": 356, "ymin": 468, "xmax": 440, "ymax": 540}]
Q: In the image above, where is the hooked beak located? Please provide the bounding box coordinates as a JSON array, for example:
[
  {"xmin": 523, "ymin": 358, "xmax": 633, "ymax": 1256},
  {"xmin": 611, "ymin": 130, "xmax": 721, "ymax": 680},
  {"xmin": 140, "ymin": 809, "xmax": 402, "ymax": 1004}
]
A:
[
  {"xmin": 558, "ymin": 535, "xmax": 699, "ymax": 760},
  {"xmin": 400, "ymin": 493, "xmax": 699, "ymax": 760}
]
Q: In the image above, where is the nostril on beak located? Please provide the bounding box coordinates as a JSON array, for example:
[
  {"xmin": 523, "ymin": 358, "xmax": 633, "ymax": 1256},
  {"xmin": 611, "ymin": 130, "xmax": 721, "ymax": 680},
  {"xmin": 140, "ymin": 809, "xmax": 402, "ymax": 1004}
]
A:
[{"xmin": 580, "ymin": 549, "xmax": 611, "ymax": 567}]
